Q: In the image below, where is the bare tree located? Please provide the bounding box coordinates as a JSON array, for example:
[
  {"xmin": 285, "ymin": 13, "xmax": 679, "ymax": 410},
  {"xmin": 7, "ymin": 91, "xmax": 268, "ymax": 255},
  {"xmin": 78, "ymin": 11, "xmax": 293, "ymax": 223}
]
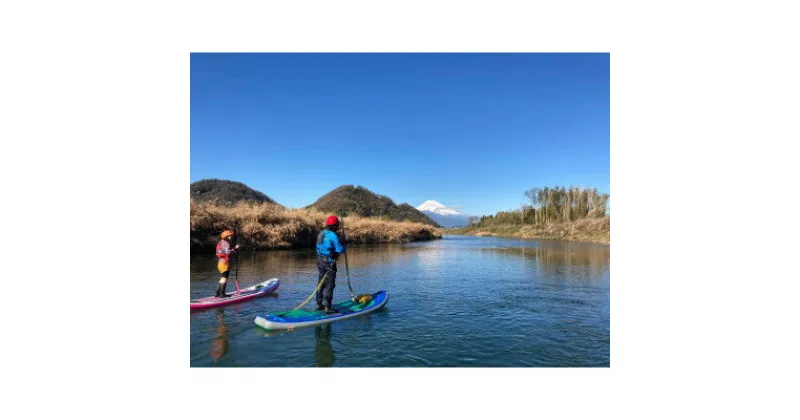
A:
[
  {"xmin": 502, "ymin": 186, "xmax": 609, "ymax": 225},
  {"xmin": 524, "ymin": 188, "xmax": 541, "ymax": 224},
  {"xmin": 524, "ymin": 188, "xmax": 540, "ymax": 208}
]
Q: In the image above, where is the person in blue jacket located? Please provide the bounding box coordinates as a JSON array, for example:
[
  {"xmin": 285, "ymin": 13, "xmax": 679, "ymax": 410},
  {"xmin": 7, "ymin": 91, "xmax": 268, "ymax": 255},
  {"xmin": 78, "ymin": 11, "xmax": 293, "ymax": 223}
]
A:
[{"xmin": 315, "ymin": 215, "xmax": 346, "ymax": 313}]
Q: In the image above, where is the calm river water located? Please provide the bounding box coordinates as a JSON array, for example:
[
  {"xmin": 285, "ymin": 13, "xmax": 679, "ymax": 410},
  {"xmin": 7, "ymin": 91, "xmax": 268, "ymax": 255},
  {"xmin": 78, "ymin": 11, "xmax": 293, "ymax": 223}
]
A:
[{"xmin": 190, "ymin": 235, "xmax": 610, "ymax": 367}]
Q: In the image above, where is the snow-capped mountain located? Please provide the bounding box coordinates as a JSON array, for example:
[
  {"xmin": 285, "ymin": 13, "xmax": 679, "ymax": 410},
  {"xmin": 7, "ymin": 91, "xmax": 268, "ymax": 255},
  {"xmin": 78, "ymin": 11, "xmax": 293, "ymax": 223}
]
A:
[
  {"xmin": 417, "ymin": 200, "xmax": 462, "ymax": 215},
  {"xmin": 416, "ymin": 200, "xmax": 472, "ymax": 228}
]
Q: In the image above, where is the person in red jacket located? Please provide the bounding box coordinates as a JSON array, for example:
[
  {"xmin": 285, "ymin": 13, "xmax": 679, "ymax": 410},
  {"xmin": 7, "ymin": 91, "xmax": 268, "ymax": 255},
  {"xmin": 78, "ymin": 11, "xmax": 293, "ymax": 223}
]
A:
[{"xmin": 215, "ymin": 230, "xmax": 239, "ymax": 297}]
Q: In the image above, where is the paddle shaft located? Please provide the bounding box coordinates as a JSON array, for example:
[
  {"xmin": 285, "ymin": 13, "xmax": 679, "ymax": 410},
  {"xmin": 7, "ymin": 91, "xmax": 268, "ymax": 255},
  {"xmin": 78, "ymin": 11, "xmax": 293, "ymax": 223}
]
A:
[
  {"xmin": 233, "ymin": 223, "xmax": 241, "ymax": 293},
  {"xmin": 340, "ymin": 217, "xmax": 355, "ymax": 299}
]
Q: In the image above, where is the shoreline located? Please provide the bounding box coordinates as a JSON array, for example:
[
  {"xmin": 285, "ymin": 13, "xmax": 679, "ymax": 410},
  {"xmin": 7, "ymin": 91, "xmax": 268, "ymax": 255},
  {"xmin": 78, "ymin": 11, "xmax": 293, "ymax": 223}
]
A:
[
  {"xmin": 445, "ymin": 232, "xmax": 609, "ymax": 245},
  {"xmin": 189, "ymin": 235, "xmax": 442, "ymax": 253},
  {"xmin": 446, "ymin": 217, "xmax": 610, "ymax": 245},
  {"xmin": 190, "ymin": 200, "xmax": 443, "ymax": 251}
]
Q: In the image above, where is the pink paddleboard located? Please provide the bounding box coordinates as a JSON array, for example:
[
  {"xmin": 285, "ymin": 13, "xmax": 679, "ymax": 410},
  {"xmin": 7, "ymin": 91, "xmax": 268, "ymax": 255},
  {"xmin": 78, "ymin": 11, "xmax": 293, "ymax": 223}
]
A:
[{"xmin": 190, "ymin": 278, "xmax": 279, "ymax": 310}]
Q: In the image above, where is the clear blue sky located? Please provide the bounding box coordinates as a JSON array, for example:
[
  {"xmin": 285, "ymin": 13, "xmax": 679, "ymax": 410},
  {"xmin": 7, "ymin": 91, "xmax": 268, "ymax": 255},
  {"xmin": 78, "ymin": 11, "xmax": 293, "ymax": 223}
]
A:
[{"xmin": 191, "ymin": 53, "xmax": 609, "ymax": 217}]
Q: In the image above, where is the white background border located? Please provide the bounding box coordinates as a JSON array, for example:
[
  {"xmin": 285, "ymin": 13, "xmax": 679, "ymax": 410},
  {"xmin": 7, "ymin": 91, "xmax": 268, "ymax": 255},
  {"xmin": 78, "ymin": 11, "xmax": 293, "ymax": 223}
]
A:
[{"xmin": 2, "ymin": 0, "xmax": 798, "ymax": 419}]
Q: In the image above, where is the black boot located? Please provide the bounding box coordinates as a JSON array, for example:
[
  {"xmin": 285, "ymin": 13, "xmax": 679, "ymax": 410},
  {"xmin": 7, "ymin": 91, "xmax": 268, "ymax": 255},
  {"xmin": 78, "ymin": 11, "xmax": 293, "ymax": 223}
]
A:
[
  {"xmin": 324, "ymin": 307, "xmax": 339, "ymax": 314},
  {"xmin": 315, "ymin": 305, "xmax": 325, "ymax": 311},
  {"xmin": 220, "ymin": 282, "xmax": 230, "ymax": 298},
  {"xmin": 214, "ymin": 284, "xmax": 221, "ymax": 297}
]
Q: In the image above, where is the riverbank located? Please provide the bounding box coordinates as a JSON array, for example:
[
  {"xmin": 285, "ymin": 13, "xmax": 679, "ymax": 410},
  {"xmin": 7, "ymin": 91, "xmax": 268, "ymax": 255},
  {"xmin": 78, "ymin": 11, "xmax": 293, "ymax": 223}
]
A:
[
  {"xmin": 190, "ymin": 200, "xmax": 443, "ymax": 251},
  {"xmin": 447, "ymin": 217, "xmax": 610, "ymax": 244}
]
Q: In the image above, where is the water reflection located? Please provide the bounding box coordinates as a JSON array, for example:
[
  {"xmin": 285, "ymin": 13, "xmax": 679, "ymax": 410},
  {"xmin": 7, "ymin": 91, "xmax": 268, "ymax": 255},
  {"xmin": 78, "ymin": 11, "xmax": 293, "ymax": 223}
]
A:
[
  {"xmin": 314, "ymin": 324, "xmax": 335, "ymax": 367},
  {"xmin": 191, "ymin": 244, "xmax": 424, "ymax": 282},
  {"xmin": 416, "ymin": 248, "xmax": 444, "ymax": 272},
  {"xmin": 209, "ymin": 309, "xmax": 230, "ymax": 364},
  {"xmin": 480, "ymin": 242, "xmax": 610, "ymax": 281},
  {"xmin": 319, "ymin": 244, "xmax": 420, "ymax": 270}
]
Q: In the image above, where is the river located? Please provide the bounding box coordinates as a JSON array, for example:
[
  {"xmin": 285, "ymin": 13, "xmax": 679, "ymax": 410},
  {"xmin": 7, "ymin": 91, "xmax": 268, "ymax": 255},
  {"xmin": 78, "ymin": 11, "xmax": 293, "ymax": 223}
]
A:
[{"xmin": 190, "ymin": 235, "xmax": 610, "ymax": 367}]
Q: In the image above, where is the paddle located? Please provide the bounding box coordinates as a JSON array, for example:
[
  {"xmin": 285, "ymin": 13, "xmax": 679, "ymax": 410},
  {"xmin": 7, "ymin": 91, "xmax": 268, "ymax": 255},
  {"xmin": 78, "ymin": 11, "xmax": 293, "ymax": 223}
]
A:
[
  {"xmin": 340, "ymin": 216, "xmax": 355, "ymax": 301},
  {"xmin": 232, "ymin": 222, "xmax": 241, "ymax": 294}
]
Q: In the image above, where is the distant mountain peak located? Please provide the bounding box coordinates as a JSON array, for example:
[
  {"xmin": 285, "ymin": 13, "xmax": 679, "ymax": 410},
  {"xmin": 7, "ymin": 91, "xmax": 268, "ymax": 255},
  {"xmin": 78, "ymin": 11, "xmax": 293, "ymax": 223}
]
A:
[
  {"xmin": 417, "ymin": 200, "xmax": 462, "ymax": 215},
  {"xmin": 416, "ymin": 200, "xmax": 472, "ymax": 228}
]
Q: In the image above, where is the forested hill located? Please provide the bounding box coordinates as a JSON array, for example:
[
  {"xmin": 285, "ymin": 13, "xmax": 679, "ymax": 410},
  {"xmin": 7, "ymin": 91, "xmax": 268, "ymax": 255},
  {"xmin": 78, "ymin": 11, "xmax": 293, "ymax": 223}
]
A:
[
  {"xmin": 309, "ymin": 185, "xmax": 440, "ymax": 227},
  {"xmin": 190, "ymin": 179, "xmax": 280, "ymax": 206}
]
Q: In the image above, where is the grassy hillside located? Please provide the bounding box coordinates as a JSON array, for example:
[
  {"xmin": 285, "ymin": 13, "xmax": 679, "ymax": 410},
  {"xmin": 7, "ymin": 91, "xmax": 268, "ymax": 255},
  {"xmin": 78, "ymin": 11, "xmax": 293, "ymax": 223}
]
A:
[
  {"xmin": 308, "ymin": 185, "xmax": 440, "ymax": 227},
  {"xmin": 191, "ymin": 200, "xmax": 443, "ymax": 250},
  {"xmin": 190, "ymin": 179, "xmax": 279, "ymax": 206}
]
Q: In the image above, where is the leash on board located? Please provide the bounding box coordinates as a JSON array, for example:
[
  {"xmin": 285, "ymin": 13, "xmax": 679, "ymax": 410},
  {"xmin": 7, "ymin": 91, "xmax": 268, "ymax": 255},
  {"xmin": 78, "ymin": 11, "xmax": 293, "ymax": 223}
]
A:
[
  {"xmin": 284, "ymin": 269, "xmax": 373, "ymax": 315},
  {"xmin": 285, "ymin": 270, "xmax": 330, "ymax": 314}
]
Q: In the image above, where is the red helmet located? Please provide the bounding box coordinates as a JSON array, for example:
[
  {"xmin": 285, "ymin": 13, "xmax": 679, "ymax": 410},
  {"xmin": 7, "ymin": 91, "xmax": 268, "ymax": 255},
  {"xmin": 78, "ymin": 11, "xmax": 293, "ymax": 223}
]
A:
[{"xmin": 325, "ymin": 215, "xmax": 340, "ymax": 226}]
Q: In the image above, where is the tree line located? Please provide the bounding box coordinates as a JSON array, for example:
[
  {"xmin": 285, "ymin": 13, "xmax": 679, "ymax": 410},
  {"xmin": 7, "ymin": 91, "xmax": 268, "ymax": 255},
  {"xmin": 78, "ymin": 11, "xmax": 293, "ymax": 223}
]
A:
[{"xmin": 473, "ymin": 186, "xmax": 609, "ymax": 227}]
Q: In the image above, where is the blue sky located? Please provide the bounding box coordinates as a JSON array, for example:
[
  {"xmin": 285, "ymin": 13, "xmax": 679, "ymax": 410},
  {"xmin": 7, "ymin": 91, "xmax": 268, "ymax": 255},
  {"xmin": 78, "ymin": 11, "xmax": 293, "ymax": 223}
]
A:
[{"xmin": 191, "ymin": 53, "xmax": 609, "ymax": 217}]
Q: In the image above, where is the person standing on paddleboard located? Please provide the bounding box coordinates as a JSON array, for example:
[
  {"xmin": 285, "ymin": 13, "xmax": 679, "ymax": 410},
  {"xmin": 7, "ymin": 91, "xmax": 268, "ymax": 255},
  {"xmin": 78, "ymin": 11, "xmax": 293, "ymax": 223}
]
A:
[
  {"xmin": 215, "ymin": 230, "xmax": 239, "ymax": 298},
  {"xmin": 315, "ymin": 216, "xmax": 346, "ymax": 313}
]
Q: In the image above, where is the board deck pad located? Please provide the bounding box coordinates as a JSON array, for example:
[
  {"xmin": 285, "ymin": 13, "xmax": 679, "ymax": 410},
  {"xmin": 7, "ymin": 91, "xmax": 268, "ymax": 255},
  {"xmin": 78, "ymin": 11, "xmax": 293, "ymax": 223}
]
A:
[
  {"xmin": 255, "ymin": 290, "xmax": 388, "ymax": 330},
  {"xmin": 191, "ymin": 286, "xmax": 265, "ymax": 302},
  {"xmin": 190, "ymin": 278, "xmax": 279, "ymax": 310}
]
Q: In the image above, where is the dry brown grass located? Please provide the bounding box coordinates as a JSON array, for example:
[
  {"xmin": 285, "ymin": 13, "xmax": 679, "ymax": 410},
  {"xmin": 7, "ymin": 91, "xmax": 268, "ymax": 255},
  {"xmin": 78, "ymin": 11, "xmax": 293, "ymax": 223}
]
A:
[
  {"xmin": 190, "ymin": 200, "xmax": 443, "ymax": 250},
  {"xmin": 449, "ymin": 217, "xmax": 610, "ymax": 244}
]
